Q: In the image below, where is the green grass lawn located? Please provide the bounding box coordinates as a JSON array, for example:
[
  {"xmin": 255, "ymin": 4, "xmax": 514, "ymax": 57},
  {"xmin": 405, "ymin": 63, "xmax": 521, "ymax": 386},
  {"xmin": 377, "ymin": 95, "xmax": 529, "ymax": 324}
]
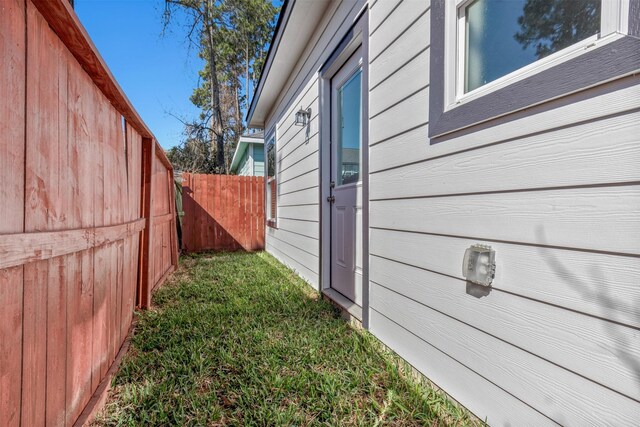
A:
[{"xmin": 96, "ymin": 251, "xmax": 479, "ymax": 426}]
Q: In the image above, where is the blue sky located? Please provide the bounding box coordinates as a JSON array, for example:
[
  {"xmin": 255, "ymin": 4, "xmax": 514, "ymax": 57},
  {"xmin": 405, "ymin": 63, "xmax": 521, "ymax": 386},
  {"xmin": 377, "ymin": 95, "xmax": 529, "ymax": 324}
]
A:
[{"xmin": 76, "ymin": 0, "xmax": 206, "ymax": 149}]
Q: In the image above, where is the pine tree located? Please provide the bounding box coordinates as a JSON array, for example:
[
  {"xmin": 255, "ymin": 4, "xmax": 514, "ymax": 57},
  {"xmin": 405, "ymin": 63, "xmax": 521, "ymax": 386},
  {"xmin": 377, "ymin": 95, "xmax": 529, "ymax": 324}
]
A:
[{"xmin": 164, "ymin": 0, "xmax": 278, "ymax": 173}]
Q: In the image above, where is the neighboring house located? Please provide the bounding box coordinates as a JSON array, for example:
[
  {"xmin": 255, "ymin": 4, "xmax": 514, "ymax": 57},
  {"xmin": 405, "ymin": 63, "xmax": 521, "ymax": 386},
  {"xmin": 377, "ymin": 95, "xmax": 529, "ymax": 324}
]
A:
[
  {"xmin": 229, "ymin": 132, "xmax": 264, "ymax": 176},
  {"xmin": 246, "ymin": 0, "xmax": 640, "ymax": 425}
]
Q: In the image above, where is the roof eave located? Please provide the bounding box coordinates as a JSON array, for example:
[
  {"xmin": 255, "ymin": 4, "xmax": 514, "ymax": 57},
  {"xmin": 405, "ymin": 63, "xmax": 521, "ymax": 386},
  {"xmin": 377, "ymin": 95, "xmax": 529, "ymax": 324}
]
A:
[{"xmin": 246, "ymin": 0, "xmax": 292, "ymax": 128}]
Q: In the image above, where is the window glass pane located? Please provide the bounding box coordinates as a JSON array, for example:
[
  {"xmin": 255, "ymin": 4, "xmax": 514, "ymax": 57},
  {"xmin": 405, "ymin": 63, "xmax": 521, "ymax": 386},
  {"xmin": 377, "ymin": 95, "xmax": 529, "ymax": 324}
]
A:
[
  {"xmin": 266, "ymin": 136, "xmax": 276, "ymax": 177},
  {"xmin": 337, "ymin": 70, "xmax": 362, "ymax": 186},
  {"xmin": 266, "ymin": 135, "xmax": 276, "ymax": 221},
  {"xmin": 464, "ymin": 0, "xmax": 601, "ymax": 92}
]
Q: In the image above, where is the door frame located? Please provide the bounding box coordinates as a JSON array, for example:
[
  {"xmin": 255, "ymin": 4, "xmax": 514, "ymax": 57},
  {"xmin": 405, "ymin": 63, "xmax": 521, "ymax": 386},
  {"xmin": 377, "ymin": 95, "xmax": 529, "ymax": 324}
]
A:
[{"xmin": 319, "ymin": 8, "xmax": 369, "ymax": 328}]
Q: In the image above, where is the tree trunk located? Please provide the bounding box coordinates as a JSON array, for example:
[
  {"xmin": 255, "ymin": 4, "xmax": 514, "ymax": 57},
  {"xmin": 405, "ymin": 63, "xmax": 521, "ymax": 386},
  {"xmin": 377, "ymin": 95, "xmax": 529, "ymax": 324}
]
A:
[
  {"xmin": 204, "ymin": 0, "xmax": 225, "ymax": 174},
  {"xmin": 245, "ymin": 42, "xmax": 250, "ymax": 114},
  {"xmin": 234, "ymin": 82, "xmax": 242, "ymax": 135}
]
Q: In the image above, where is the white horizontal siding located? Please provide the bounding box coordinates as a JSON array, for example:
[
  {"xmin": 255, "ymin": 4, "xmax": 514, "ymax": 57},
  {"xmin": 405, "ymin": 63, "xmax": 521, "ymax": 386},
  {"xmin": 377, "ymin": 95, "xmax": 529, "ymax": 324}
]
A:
[
  {"xmin": 368, "ymin": 0, "xmax": 640, "ymax": 423},
  {"xmin": 278, "ymin": 169, "xmax": 318, "ymax": 195},
  {"xmin": 369, "ymin": 46, "xmax": 429, "ymax": 117},
  {"xmin": 370, "ymin": 228, "xmax": 640, "ymax": 328},
  {"xmin": 266, "ymin": 236, "xmax": 318, "ymax": 288},
  {"xmin": 369, "ymin": 310, "xmax": 555, "ymax": 426},
  {"xmin": 263, "ymin": 0, "xmax": 367, "ymax": 293},
  {"xmin": 369, "ymin": 0, "xmax": 429, "ymax": 62},
  {"xmin": 259, "ymin": 0, "xmax": 640, "ymax": 423},
  {"xmin": 370, "ymin": 186, "xmax": 640, "ymax": 254},
  {"xmin": 370, "ymin": 86, "xmax": 429, "ymax": 144},
  {"xmin": 278, "ymin": 186, "xmax": 319, "ymax": 207},
  {"xmin": 369, "ymin": 0, "xmax": 401, "ymax": 35},
  {"xmin": 370, "ymin": 110, "xmax": 640, "ymax": 194},
  {"xmin": 370, "ymin": 283, "xmax": 639, "ymax": 425},
  {"xmin": 279, "ymin": 148, "xmax": 319, "ymax": 184},
  {"xmin": 275, "ymin": 217, "xmax": 319, "ymax": 240},
  {"xmin": 370, "ymin": 255, "xmax": 640, "ymax": 400},
  {"xmin": 370, "ymin": 6, "xmax": 430, "ymax": 88}
]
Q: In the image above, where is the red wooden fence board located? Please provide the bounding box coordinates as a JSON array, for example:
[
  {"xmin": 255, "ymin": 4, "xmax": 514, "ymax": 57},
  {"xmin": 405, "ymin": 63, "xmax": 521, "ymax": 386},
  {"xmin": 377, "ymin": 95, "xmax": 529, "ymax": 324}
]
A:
[
  {"xmin": 0, "ymin": 0, "xmax": 178, "ymax": 425},
  {"xmin": 182, "ymin": 174, "xmax": 265, "ymax": 253},
  {"xmin": 0, "ymin": 0, "xmax": 25, "ymax": 425}
]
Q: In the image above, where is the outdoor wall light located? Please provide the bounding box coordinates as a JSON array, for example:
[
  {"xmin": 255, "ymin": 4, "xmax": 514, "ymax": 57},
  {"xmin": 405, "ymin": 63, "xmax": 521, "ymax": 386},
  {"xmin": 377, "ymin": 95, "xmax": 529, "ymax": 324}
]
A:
[
  {"xmin": 294, "ymin": 107, "xmax": 311, "ymax": 126},
  {"xmin": 462, "ymin": 244, "xmax": 496, "ymax": 287}
]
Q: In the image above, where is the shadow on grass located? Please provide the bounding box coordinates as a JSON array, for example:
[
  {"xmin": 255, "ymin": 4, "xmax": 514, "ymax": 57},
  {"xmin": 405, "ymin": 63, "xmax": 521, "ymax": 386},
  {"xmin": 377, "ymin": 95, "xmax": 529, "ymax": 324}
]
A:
[{"xmin": 95, "ymin": 251, "xmax": 480, "ymax": 427}]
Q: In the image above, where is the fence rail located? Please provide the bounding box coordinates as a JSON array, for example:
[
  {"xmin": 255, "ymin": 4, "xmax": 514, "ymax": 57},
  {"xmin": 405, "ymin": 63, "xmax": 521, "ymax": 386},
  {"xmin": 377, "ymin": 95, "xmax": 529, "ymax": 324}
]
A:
[
  {"xmin": 0, "ymin": 0, "xmax": 177, "ymax": 425},
  {"xmin": 182, "ymin": 174, "xmax": 265, "ymax": 252}
]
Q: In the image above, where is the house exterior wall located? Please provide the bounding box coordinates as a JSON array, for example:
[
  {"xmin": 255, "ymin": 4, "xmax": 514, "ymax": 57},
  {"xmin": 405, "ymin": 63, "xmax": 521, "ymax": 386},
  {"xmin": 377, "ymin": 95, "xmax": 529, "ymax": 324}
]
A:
[
  {"xmin": 263, "ymin": 0, "xmax": 368, "ymax": 288},
  {"xmin": 367, "ymin": 0, "xmax": 640, "ymax": 425},
  {"xmin": 238, "ymin": 147, "xmax": 252, "ymax": 176},
  {"xmin": 236, "ymin": 143, "xmax": 265, "ymax": 176},
  {"xmin": 253, "ymin": 145, "xmax": 265, "ymax": 176},
  {"xmin": 262, "ymin": 0, "xmax": 640, "ymax": 424}
]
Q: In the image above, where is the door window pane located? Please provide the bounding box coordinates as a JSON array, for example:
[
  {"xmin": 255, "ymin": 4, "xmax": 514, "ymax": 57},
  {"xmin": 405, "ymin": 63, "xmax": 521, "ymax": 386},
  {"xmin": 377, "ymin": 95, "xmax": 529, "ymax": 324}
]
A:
[
  {"xmin": 337, "ymin": 70, "xmax": 362, "ymax": 185},
  {"xmin": 464, "ymin": 0, "xmax": 601, "ymax": 93}
]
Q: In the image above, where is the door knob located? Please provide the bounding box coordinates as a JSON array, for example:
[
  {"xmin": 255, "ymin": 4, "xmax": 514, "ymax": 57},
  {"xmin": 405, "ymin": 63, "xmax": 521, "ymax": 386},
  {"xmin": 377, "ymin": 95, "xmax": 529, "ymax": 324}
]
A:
[{"xmin": 327, "ymin": 195, "xmax": 335, "ymax": 203}]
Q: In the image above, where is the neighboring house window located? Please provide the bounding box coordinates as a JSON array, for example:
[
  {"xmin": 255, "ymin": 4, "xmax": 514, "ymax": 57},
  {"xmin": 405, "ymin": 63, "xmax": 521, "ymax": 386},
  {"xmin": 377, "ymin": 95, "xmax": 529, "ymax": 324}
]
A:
[
  {"xmin": 266, "ymin": 132, "xmax": 277, "ymax": 228},
  {"xmin": 429, "ymin": 0, "xmax": 639, "ymax": 139}
]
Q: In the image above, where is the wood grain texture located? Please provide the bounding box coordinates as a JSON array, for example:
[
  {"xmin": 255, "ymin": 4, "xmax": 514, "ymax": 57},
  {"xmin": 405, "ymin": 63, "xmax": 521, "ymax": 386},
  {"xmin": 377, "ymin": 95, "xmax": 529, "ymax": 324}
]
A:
[
  {"xmin": 276, "ymin": 74, "xmax": 319, "ymax": 136},
  {"xmin": 278, "ymin": 205, "xmax": 319, "ymax": 222},
  {"xmin": 429, "ymin": 76, "xmax": 640, "ymax": 158},
  {"xmin": 0, "ymin": 0, "xmax": 25, "ymax": 424},
  {"xmin": 0, "ymin": 1, "xmax": 176, "ymax": 424},
  {"xmin": 0, "ymin": 220, "xmax": 145, "ymax": 269},
  {"xmin": 271, "ymin": 229, "xmax": 319, "ymax": 257},
  {"xmin": 21, "ymin": 261, "xmax": 48, "ymax": 426},
  {"xmin": 29, "ymin": 0, "xmax": 151, "ymax": 140},
  {"xmin": 138, "ymin": 137, "xmax": 155, "ymax": 309},
  {"xmin": 252, "ymin": 0, "xmax": 640, "ymax": 423},
  {"xmin": 258, "ymin": 0, "xmax": 357, "ymax": 294},
  {"xmin": 182, "ymin": 174, "xmax": 265, "ymax": 253}
]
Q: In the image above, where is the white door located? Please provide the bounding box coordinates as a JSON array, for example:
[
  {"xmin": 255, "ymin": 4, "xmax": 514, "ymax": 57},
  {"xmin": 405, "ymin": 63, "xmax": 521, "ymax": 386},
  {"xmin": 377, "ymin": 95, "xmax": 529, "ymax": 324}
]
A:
[{"xmin": 330, "ymin": 49, "xmax": 363, "ymax": 306}]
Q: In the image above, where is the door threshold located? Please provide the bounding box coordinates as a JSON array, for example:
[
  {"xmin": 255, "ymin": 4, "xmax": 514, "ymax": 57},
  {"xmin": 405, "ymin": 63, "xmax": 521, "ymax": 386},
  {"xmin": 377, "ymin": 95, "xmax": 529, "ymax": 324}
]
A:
[{"xmin": 322, "ymin": 288, "xmax": 362, "ymax": 321}]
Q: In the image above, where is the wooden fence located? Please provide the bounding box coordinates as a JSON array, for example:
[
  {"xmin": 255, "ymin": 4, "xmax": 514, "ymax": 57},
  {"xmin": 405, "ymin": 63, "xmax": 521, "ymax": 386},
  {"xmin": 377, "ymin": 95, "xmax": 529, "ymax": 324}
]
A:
[
  {"xmin": 0, "ymin": 0, "xmax": 178, "ymax": 425},
  {"xmin": 182, "ymin": 174, "xmax": 265, "ymax": 252}
]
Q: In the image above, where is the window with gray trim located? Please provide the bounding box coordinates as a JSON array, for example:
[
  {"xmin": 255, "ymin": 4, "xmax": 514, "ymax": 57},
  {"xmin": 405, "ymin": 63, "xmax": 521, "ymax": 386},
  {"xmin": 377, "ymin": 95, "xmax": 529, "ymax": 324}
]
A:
[
  {"xmin": 429, "ymin": 0, "xmax": 640, "ymax": 141},
  {"xmin": 265, "ymin": 132, "xmax": 277, "ymax": 228}
]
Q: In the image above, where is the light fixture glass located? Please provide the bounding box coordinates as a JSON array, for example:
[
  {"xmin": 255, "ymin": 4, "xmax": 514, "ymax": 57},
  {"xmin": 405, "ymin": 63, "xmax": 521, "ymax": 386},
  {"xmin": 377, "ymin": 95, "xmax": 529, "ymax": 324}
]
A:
[
  {"xmin": 294, "ymin": 107, "xmax": 311, "ymax": 126},
  {"xmin": 462, "ymin": 244, "xmax": 496, "ymax": 286}
]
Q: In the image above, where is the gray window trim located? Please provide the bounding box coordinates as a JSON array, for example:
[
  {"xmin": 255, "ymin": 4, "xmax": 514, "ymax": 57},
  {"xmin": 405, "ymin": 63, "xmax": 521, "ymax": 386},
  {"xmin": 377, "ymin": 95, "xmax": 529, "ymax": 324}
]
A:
[{"xmin": 429, "ymin": 0, "xmax": 640, "ymax": 142}]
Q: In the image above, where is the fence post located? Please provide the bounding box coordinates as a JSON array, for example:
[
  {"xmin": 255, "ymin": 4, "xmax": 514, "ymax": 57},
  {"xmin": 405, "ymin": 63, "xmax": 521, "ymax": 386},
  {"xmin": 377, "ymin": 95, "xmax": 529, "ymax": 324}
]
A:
[
  {"xmin": 168, "ymin": 168, "xmax": 179, "ymax": 264},
  {"xmin": 138, "ymin": 137, "xmax": 155, "ymax": 308}
]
